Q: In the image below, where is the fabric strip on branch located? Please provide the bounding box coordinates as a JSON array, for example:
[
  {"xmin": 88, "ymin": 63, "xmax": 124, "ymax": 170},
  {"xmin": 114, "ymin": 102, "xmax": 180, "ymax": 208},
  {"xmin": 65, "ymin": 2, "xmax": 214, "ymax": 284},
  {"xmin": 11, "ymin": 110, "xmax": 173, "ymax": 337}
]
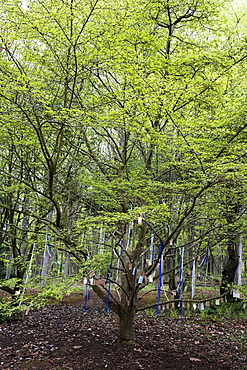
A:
[
  {"xmin": 156, "ymin": 241, "xmax": 163, "ymax": 315},
  {"xmin": 138, "ymin": 275, "xmax": 144, "ymax": 284},
  {"xmin": 105, "ymin": 279, "xmax": 111, "ymax": 315},
  {"xmin": 83, "ymin": 284, "xmax": 89, "ymax": 313},
  {"xmin": 46, "ymin": 235, "xmax": 62, "ymax": 266},
  {"xmin": 234, "ymin": 236, "xmax": 243, "ymax": 298},
  {"xmin": 200, "ymin": 244, "xmax": 210, "ymax": 284},
  {"xmin": 105, "ymin": 249, "xmax": 114, "ymax": 315},
  {"xmin": 150, "ymin": 234, "xmax": 155, "ymax": 263},
  {"xmin": 131, "ymin": 267, "xmax": 137, "ymax": 310},
  {"xmin": 116, "ymin": 243, "xmax": 123, "ymax": 283},
  {"xmin": 200, "ymin": 245, "xmax": 209, "ymax": 270},
  {"xmin": 127, "ymin": 223, "xmax": 133, "ymax": 249},
  {"xmin": 98, "ymin": 227, "xmax": 105, "ymax": 254},
  {"xmin": 143, "ymin": 252, "xmax": 147, "ymax": 269},
  {"xmin": 191, "ymin": 258, "xmax": 196, "ymax": 299},
  {"xmin": 177, "ymin": 246, "xmax": 184, "ymax": 321}
]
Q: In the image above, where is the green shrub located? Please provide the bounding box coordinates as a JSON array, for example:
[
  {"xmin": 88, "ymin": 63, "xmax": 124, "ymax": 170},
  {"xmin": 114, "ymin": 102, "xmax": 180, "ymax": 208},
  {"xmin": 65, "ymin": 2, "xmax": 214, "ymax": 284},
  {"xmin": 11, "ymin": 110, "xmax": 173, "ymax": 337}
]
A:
[
  {"xmin": 199, "ymin": 301, "xmax": 245, "ymax": 320},
  {"xmin": 0, "ymin": 299, "xmax": 22, "ymax": 323}
]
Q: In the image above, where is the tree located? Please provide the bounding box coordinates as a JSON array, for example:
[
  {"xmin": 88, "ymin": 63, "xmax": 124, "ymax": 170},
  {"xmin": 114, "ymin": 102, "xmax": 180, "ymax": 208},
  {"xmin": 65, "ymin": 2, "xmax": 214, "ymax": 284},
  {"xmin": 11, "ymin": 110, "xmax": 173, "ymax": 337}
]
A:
[
  {"xmin": 0, "ymin": 0, "xmax": 247, "ymax": 342},
  {"xmin": 0, "ymin": 0, "xmax": 103, "ymax": 294},
  {"xmin": 74, "ymin": 0, "xmax": 247, "ymax": 341}
]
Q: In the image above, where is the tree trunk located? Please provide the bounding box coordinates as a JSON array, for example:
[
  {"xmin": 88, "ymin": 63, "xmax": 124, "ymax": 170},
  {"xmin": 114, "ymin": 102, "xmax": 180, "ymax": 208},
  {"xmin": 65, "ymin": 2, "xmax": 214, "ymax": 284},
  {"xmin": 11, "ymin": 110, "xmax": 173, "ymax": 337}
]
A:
[
  {"xmin": 235, "ymin": 236, "xmax": 242, "ymax": 287},
  {"xmin": 41, "ymin": 245, "xmax": 51, "ymax": 281},
  {"xmin": 119, "ymin": 309, "xmax": 134, "ymax": 342},
  {"xmin": 64, "ymin": 252, "xmax": 70, "ymax": 276},
  {"xmin": 220, "ymin": 244, "xmax": 239, "ymax": 299}
]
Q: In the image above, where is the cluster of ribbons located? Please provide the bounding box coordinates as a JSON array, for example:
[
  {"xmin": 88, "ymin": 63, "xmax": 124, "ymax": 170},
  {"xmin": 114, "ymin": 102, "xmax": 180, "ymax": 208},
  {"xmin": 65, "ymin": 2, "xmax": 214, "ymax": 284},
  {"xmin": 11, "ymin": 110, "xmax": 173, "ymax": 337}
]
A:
[{"xmin": 84, "ymin": 218, "xmax": 211, "ymax": 321}]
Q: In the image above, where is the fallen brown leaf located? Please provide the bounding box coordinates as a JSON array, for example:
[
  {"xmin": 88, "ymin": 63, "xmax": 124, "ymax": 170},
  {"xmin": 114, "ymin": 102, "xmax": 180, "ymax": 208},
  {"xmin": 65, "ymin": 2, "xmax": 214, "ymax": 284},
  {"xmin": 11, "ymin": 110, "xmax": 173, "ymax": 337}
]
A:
[{"xmin": 190, "ymin": 358, "xmax": 202, "ymax": 362}]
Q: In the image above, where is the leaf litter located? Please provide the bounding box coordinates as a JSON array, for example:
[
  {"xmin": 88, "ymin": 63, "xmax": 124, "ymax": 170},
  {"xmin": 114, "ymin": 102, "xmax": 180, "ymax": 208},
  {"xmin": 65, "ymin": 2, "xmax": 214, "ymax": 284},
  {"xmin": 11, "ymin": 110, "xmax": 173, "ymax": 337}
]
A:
[{"xmin": 0, "ymin": 292, "xmax": 246, "ymax": 369}]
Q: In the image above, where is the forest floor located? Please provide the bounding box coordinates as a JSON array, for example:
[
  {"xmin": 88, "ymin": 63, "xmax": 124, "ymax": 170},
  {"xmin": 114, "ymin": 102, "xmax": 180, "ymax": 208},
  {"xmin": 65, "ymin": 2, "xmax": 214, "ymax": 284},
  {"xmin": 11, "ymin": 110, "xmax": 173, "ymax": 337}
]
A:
[{"xmin": 0, "ymin": 291, "xmax": 247, "ymax": 370}]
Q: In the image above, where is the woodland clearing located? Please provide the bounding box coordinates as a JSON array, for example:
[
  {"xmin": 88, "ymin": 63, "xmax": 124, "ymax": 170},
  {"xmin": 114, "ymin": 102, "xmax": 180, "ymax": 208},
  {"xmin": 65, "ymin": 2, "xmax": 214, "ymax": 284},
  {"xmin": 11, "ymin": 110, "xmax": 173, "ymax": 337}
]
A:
[{"xmin": 0, "ymin": 291, "xmax": 247, "ymax": 369}]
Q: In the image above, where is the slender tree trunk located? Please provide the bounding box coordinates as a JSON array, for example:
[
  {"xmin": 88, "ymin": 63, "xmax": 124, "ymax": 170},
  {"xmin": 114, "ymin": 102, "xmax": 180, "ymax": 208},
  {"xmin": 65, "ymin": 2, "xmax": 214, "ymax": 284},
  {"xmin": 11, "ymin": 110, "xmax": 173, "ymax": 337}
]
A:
[
  {"xmin": 5, "ymin": 250, "xmax": 12, "ymax": 280},
  {"xmin": 41, "ymin": 211, "xmax": 53, "ymax": 282},
  {"xmin": 64, "ymin": 252, "xmax": 70, "ymax": 276},
  {"xmin": 41, "ymin": 246, "xmax": 51, "ymax": 281},
  {"xmin": 235, "ymin": 236, "xmax": 242, "ymax": 287}
]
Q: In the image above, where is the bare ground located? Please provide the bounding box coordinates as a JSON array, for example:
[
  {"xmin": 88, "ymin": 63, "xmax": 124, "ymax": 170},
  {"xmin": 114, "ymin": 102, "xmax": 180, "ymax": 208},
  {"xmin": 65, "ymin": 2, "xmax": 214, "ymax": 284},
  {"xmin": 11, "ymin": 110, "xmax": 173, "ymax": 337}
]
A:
[{"xmin": 0, "ymin": 291, "xmax": 247, "ymax": 370}]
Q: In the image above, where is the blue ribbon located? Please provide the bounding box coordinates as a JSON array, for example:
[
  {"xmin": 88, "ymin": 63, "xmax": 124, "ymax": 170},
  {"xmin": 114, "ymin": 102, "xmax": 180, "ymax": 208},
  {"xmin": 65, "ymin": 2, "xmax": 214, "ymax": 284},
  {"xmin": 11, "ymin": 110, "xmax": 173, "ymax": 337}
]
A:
[
  {"xmin": 200, "ymin": 247, "xmax": 209, "ymax": 269},
  {"xmin": 143, "ymin": 252, "xmax": 147, "ymax": 269},
  {"xmin": 191, "ymin": 258, "xmax": 196, "ymax": 299},
  {"xmin": 178, "ymin": 246, "xmax": 184, "ymax": 321},
  {"xmin": 105, "ymin": 249, "xmax": 114, "ymax": 315},
  {"xmin": 128, "ymin": 229, "xmax": 132, "ymax": 248},
  {"xmin": 156, "ymin": 241, "xmax": 163, "ymax": 315},
  {"xmin": 131, "ymin": 267, "xmax": 137, "ymax": 310},
  {"xmin": 105, "ymin": 279, "xmax": 111, "ymax": 315},
  {"xmin": 151, "ymin": 234, "xmax": 155, "ymax": 263},
  {"xmin": 83, "ymin": 284, "xmax": 89, "ymax": 313}
]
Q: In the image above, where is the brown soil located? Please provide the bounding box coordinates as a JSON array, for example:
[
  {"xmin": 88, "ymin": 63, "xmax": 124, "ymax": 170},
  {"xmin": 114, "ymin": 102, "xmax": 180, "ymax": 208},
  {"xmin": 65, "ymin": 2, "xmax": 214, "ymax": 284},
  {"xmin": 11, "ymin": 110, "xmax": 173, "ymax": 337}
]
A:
[{"xmin": 0, "ymin": 291, "xmax": 246, "ymax": 369}]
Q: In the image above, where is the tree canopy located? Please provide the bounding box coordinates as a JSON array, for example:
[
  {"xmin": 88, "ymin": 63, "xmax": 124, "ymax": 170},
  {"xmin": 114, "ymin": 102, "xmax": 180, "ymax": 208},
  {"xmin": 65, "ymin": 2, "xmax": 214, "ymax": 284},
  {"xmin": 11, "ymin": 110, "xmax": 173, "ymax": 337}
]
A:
[{"xmin": 0, "ymin": 0, "xmax": 247, "ymax": 341}]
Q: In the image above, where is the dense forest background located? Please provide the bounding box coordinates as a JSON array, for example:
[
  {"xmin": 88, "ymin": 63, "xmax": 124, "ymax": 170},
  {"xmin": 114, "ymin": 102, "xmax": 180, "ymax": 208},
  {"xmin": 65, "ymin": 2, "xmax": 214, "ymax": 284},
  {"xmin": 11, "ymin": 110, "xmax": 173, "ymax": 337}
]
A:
[{"xmin": 0, "ymin": 0, "xmax": 247, "ymax": 341}]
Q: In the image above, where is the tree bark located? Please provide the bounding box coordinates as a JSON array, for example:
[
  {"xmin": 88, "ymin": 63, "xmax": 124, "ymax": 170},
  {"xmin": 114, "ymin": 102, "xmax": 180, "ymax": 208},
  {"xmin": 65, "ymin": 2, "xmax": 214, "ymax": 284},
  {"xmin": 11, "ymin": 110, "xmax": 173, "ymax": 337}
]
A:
[
  {"xmin": 118, "ymin": 309, "xmax": 134, "ymax": 342},
  {"xmin": 220, "ymin": 244, "xmax": 239, "ymax": 299},
  {"xmin": 92, "ymin": 282, "xmax": 135, "ymax": 342}
]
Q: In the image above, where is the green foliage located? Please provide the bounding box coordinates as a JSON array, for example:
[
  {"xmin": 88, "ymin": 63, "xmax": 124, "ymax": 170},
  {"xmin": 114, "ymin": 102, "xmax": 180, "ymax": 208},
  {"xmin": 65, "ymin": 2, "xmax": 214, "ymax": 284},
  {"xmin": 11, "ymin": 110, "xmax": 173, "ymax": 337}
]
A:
[
  {"xmin": 237, "ymin": 285, "xmax": 247, "ymax": 302},
  {"xmin": 26, "ymin": 278, "xmax": 82, "ymax": 309},
  {"xmin": 0, "ymin": 277, "xmax": 83, "ymax": 322},
  {"xmin": 0, "ymin": 278, "xmax": 22, "ymax": 292},
  {"xmin": 168, "ymin": 308, "xmax": 180, "ymax": 319},
  {"xmin": 0, "ymin": 299, "xmax": 22, "ymax": 324},
  {"xmin": 80, "ymin": 252, "xmax": 112, "ymax": 278},
  {"xmin": 0, "ymin": 0, "xmax": 247, "ymax": 342},
  {"xmin": 199, "ymin": 301, "xmax": 246, "ymax": 320},
  {"xmin": 144, "ymin": 308, "xmax": 156, "ymax": 317}
]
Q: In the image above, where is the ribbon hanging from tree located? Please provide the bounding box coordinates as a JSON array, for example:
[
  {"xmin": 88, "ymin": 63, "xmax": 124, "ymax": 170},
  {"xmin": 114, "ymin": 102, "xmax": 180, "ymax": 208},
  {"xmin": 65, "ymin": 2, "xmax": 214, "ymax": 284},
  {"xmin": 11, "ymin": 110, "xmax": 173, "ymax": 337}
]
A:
[
  {"xmin": 131, "ymin": 267, "xmax": 137, "ymax": 310},
  {"xmin": 191, "ymin": 258, "xmax": 196, "ymax": 299},
  {"xmin": 200, "ymin": 245, "xmax": 209, "ymax": 271},
  {"xmin": 127, "ymin": 222, "xmax": 133, "ymax": 248},
  {"xmin": 83, "ymin": 283, "xmax": 89, "ymax": 313},
  {"xmin": 105, "ymin": 249, "xmax": 114, "ymax": 315},
  {"xmin": 116, "ymin": 242, "xmax": 123, "ymax": 283},
  {"xmin": 46, "ymin": 235, "xmax": 62, "ymax": 266},
  {"xmin": 177, "ymin": 246, "xmax": 184, "ymax": 321},
  {"xmin": 156, "ymin": 241, "xmax": 163, "ymax": 315},
  {"xmin": 105, "ymin": 279, "xmax": 111, "ymax": 315},
  {"xmin": 151, "ymin": 234, "xmax": 155, "ymax": 263}
]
